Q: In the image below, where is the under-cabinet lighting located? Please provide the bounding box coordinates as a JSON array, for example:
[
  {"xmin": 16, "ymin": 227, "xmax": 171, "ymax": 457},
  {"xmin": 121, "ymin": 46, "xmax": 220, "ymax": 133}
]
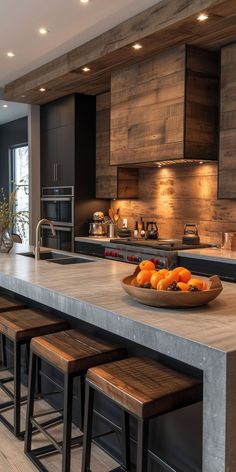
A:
[
  {"xmin": 199, "ymin": 161, "xmax": 204, "ymax": 164},
  {"xmin": 7, "ymin": 51, "xmax": 15, "ymax": 57},
  {"xmin": 80, "ymin": 0, "xmax": 90, "ymax": 3},
  {"xmin": 197, "ymin": 13, "xmax": 209, "ymax": 22},
  {"xmin": 39, "ymin": 88, "xmax": 46, "ymax": 92},
  {"xmin": 132, "ymin": 43, "xmax": 143, "ymax": 50},
  {"xmin": 82, "ymin": 67, "xmax": 91, "ymax": 72},
  {"xmin": 39, "ymin": 27, "xmax": 49, "ymax": 35}
]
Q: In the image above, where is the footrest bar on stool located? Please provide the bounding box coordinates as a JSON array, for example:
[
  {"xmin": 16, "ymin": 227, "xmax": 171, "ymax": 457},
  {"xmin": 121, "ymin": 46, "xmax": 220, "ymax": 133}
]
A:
[
  {"xmin": 31, "ymin": 417, "xmax": 63, "ymax": 453},
  {"xmin": 28, "ymin": 435, "xmax": 84, "ymax": 458},
  {"xmin": 0, "ymin": 414, "xmax": 25, "ymax": 439},
  {"xmin": 0, "ymin": 394, "xmax": 28, "ymax": 411},
  {"xmin": 0, "ymin": 376, "xmax": 14, "ymax": 383}
]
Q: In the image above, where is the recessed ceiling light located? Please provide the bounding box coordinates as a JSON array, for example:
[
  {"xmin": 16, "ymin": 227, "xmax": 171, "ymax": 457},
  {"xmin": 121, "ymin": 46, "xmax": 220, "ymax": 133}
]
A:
[
  {"xmin": 197, "ymin": 13, "xmax": 208, "ymax": 21},
  {"xmin": 199, "ymin": 161, "xmax": 204, "ymax": 164},
  {"xmin": 132, "ymin": 43, "xmax": 142, "ymax": 50},
  {"xmin": 82, "ymin": 67, "xmax": 91, "ymax": 72},
  {"xmin": 7, "ymin": 51, "xmax": 15, "ymax": 58},
  {"xmin": 2, "ymin": 104, "xmax": 8, "ymax": 108},
  {"xmin": 80, "ymin": 0, "xmax": 90, "ymax": 3},
  {"xmin": 39, "ymin": 88, "xmax": 46, "ymax": 92},
  {"xmin": 39, "ymin": 27, "xmax": 49, "ymax": 35}
]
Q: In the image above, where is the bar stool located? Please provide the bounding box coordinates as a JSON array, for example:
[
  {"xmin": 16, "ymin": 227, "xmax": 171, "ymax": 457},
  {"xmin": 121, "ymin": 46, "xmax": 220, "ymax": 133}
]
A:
[
  {"xmin": 82, "ymin": 357, "xmax": 203, "ymax": 472},
  {"xmin": 24, "ymin": 329, "xmax": 126, "ymax": 472},
  {"xmin": 0, "ymin": 307, "xmax": 68, "ymax": 438},
  {"xmin": 0, "ymin": 293, "xmax": 27, "ymax": 365}
]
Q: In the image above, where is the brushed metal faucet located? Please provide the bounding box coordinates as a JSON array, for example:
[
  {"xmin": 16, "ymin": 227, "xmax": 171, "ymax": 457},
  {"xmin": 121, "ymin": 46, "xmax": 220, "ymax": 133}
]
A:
[{"xmin": 35, "ymin": 219, "xmax": 56, "ymax": 260}]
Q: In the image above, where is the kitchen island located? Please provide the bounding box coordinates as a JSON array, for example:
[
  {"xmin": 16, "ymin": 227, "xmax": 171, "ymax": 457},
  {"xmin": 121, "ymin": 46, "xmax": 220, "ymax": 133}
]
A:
[{"xmin": 0, "ymin": 244, "xmax": 235, "ymax": 472}]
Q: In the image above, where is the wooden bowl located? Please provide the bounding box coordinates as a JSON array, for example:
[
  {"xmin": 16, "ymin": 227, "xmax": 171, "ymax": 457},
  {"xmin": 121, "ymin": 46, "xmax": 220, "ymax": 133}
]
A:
[{"xmin": 121, "ymin": 275, "xmax": 223, "ymax": 308}]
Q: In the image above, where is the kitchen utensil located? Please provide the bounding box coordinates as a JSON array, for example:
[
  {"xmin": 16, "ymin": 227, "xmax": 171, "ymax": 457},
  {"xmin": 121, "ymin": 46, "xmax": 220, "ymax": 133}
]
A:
[
  {"xmin": 114, "ymin": 208, "xmax": 120, "ymax": 223},
  {"xmin": 107, "ymin": 223, "xmax": 116, "ymax": 238},
  {"xmin": 183, "ymin": 224, "xmax": 200, "ymax": 245},
  {"xmin": 109, "ymin": 208, "xmax": 114, "ymax": 222},
  {"xmin": 121, "ymin": 275, "xmax": 223, "ymax": 308},
  {"xmin": 221, "ymin": 232, "xmax": 236, "ymax": 250},
  {"xmin": 146, "ymin": 222, "xmax": 159, "ymax": 240}
]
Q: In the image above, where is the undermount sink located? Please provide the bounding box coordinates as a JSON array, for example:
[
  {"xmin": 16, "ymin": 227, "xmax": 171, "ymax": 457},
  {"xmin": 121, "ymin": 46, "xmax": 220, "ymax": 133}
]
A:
[{"xmin": 19, "ymin": 251, "xmax": 94, "ymax": 265}]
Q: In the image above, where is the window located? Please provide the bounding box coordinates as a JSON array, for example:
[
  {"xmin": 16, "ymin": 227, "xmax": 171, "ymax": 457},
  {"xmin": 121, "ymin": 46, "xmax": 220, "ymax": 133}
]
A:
[{"xmin": 10, "ymin": 145, "xmax": 29, "ymax": 243}]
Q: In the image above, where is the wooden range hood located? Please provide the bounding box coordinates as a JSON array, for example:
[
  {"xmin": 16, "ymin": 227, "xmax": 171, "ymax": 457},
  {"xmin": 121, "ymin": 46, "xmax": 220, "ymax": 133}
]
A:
[{"xmin": 3, "ymin": 0, "xmax": 236, "ymax": 105}]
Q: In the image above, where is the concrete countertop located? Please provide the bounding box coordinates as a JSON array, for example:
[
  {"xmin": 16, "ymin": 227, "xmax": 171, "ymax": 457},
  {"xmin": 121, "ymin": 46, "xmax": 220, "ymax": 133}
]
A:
[
  {"xmin": 178, "ymin": 247, "xmax": 236, "ymax": 264},
  {"xmin": 0, "ymin": 243, "xmax": 235, "ymax": 471}
]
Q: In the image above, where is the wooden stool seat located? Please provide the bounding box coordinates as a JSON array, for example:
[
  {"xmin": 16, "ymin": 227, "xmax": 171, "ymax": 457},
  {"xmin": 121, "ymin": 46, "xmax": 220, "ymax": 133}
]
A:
[
  {"xmin": 82, "ymin": 357, "xmax": 203, "ymax": 472},
  {"xmin": 0, "ymin": 308, "xmax": 68, "ymax": 342},
  {"xmin": 87, "ymin": 357, "xmax": 202, "ymax": 418},
  {"xmin": 0, "ymin": 295, "xmax": 27, "ymax": 313},
  {"xmin": 31, "ymin": 329, "xmax": 126, "ymax": 373}
]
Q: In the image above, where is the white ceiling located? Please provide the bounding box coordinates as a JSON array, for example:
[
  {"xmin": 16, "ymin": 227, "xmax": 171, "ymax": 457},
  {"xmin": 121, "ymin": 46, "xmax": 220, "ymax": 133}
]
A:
[
  {"xmin": 0, "ymin": 0, "xmax": 161, "ymax": 88},
  {"xmin": 0, "ymin": 101, "xmax": 28, "ymax": 125}
]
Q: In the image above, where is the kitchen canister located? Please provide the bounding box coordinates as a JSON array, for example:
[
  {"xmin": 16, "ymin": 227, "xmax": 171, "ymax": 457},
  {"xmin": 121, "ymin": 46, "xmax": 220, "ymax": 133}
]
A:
[{"xmin": 221, "ymin": 232, "xmax": 236, "ymax": 251}]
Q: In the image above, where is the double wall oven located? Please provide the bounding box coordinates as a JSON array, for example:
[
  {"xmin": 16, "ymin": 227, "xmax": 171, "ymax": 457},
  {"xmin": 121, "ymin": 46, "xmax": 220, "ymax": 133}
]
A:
[{"xmin": 41, "ymin": 186, "xmax": 74, "ymax": 251}]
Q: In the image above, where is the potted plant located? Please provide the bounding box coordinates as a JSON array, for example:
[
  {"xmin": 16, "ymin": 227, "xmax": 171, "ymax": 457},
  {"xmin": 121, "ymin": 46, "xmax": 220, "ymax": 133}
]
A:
[{"xmin": 0, "ymin": 184, "xmax": 29, "ymax": 253}]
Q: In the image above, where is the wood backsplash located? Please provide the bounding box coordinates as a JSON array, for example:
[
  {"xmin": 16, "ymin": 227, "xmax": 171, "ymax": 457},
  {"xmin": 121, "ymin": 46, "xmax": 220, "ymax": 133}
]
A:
[{"xmin": 111, "ymin": 163, "xmax": 236, "ymax": 245}]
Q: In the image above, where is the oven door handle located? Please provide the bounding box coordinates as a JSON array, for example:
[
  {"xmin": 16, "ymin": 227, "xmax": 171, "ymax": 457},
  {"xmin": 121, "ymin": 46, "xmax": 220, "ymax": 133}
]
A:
[{"xmin": 41, "ymin": 197, "xmax": 72, "ymax": 202}]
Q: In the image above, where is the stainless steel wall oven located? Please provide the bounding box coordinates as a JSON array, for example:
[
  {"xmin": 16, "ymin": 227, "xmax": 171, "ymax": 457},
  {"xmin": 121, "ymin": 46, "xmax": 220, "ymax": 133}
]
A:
[{"xmin": 41, "ymin": 186, "xmax": 74, "ymax": 251}]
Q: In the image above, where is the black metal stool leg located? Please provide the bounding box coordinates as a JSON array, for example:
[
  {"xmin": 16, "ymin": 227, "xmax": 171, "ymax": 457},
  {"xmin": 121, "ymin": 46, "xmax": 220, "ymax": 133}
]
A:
[
  {"xmin": 62, "ymin": 372, "xmax": 73, "ymax": 472},
  {"xmin": 79, "ymin": 375, "xmax": 85, "ymax": 432},
  {"xmin": 14, "ymin": 341, "xmax": 21, "ymax": 436},
  {"xmin": 81, "ymin": 383, "xmax": 94, "ymax": 472},
  {"xmin": 0, "ymin": 334, "xmax": 6, "ymax": 367},
  {"xmin": 137, "ymin": 418, "xmax": 149, "ymax": 472},
  {"xmin": 36, "ymin": 356, "xmax": 42, "ymax": 396},
  {"xmin": 122, "ymin": 411, "xmax": 131, "ymax": 471},
  {"xmin": 25, "ymin": 352, "xmax": 37, "ymax": 454}
]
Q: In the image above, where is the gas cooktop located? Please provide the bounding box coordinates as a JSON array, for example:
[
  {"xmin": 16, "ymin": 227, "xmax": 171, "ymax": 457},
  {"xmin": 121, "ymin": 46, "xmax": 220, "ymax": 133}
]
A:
[{"xmin": 110, "ymin": 239, "xmax": 211, "ymax": 251}]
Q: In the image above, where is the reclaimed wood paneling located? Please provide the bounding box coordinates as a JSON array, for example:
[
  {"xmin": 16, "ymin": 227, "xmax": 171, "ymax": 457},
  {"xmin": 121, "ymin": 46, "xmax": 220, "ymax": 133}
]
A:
[
  {"xmin": 110, "ymin": 46, "xmax": 185, "ymax": 165},
  {"xmin": 111, "ymin": 163, "xmax": 236, "ymax": 245},
  {"xmin": 185, "ymin": 46, "xmax": 220, "ymax": 160},
  {"xmin": 219, "ymin": 43, "xmax": 236, "ymax": 199},
  {"xmin": 4, "ymin": 0, "xmax": 236, "ymax": 104},
  {"xmin": 96, "ymin": 92, "xmax": 138, "ymax": 199},
  {"xmin": 110, "ymin": 45, "xmax": 219, "ymax": 166}
]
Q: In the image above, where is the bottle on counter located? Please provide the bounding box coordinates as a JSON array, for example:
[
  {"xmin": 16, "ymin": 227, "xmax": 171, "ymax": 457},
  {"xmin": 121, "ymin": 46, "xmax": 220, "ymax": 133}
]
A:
[
  {"xmin": 140, "ymin": 219, "xmax": 146, "ymax": 239},
  {"xmin": 133, "ymin": 221, "xmax": 139, "ymax": 239}
]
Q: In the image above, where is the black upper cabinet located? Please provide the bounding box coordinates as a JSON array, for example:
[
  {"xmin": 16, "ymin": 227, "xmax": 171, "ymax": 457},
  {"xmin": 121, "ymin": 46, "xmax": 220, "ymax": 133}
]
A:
[{"xmin": 41, "ymin": 94, "xmax": 96, "ymax": 197}]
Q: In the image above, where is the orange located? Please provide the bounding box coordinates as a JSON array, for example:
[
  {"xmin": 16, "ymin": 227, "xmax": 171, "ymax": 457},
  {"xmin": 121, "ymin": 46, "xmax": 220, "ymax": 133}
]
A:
[
  {"xmin": 157, "ymin": 268, "xmax": 169, "ymax": 277},
  {"xmin": 187, "ymin": 278, "xmax": 204, "ymax": 291},
  {"xmin": 150, "ymin": 269, "xmax": 157, "ymax": 275},
  {"xmin": 139, "ymin": 260, "xmax": 155, "ymax": 271},
  {"xmin": 150, "ymin": 271, "xmax": 165, "ymax": 289},
  {"xmin": 172, "ymin": 266, "xmax": 185, "ymax": 275},
  {"xmin": 177, "ymin": 282, "xmax": 188, "ymax": 291},
  {"xmin": 178, "ymin": 268, "xmax": 191, "ymax": 283},
  {"xmin": 202, "ymin": 281, "xmax": 208, "ymax": 290},
  {"xmin": 136, "ymin": 269, "xmax": 152, "ymax": 286},
  {"xmin": 157, "ymin": 278, "xmax": 170, "ymax": 291},
  {"xmin": 164, "ymin": 270, "xmax": 179, "ymax": 284}
]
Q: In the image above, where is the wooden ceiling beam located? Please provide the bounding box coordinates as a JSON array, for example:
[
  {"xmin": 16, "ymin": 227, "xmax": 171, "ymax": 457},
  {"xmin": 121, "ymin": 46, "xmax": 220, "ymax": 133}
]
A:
[{"xmin": 4, "ymin": 0, "xmax": 236, "ymax": 104}]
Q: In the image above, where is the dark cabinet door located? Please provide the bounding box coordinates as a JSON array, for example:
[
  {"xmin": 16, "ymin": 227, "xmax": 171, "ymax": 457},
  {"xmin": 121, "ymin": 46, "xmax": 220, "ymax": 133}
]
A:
[
  {"xmin": 41, "ymin": 128, "xmax": 58, "ymax": 187},
  {"xmin": 56, "ymin": 125, "xmax": 75, "ymax": 186},
  {"xmin": 41, "ymin": 125, "xmax": 75, "ymax": 187}
]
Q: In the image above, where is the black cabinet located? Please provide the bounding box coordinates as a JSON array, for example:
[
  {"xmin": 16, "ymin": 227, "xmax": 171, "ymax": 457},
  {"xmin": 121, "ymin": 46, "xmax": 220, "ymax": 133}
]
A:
[{"xmin": 41, "ymin": 94, "xmax": 95, "ymax": 196}]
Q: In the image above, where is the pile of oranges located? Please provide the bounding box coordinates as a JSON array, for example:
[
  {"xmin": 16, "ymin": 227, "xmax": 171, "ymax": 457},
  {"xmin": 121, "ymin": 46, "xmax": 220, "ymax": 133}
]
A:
[{"xmin": 132, "ymin": 260, "xmax": 208, "ymax": 292}]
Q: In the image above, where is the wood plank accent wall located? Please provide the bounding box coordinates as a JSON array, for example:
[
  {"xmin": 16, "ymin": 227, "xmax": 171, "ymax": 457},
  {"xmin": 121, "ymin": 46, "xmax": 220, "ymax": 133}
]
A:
[
  {"xmin": 110, "ymin": 45, "xmax": 219, "ymax": 166},
  {"xmin": 219, "ymin": 43, "xmax": 236, "ymax": 198},
  {"xmin": 111, "ymin": 163, "xmax": 236, "ymax": 245},
  {"xmin": 96, "ymin": 92, "xmax": 138, "ymax": 199},
  {"xmin": 110, "ymin": 45, "xmax": 185, "ymax": 166}
]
